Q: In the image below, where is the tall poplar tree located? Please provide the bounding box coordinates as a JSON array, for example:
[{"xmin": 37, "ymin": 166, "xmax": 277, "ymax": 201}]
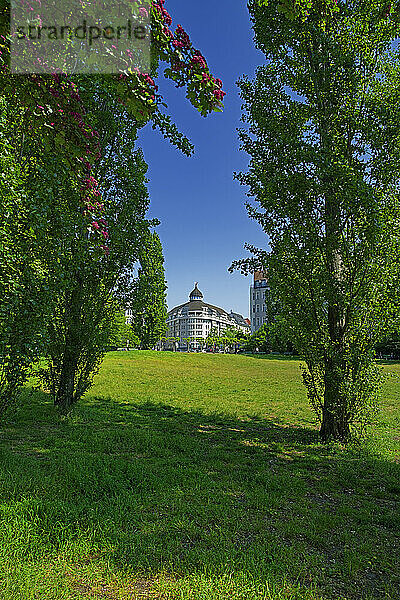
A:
[
  {"xmin": 0, "ymin": 97, "xmax": 83, "ymax": 419},
  {"xmin": 130, "ymin": 231, "xmax": 167, "ymax": 350},
  {"xmin": 0, "ymin": 0, "xmax": 226, "ymax": 419},
  {"xmin": 234, "ymin": 0, "xmax": 400, "ymax": 440},
  {"xmin": 39, "ymin": 85, "xmax": 152, "ymax": 412}
]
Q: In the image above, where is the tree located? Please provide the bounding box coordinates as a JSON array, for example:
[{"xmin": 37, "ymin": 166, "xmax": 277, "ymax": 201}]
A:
[
  {"xmin": 262, "ymin": 286, "xmax": 296, "ymax": 354},
  {"xmin": 113, "ymin": 311, "xmax": 141, "ymax": 350},
  {"xmin": 183, "ymin": 337, "xmax": 194, "ymax": 352},
  {"xmin": 130, "ymin": 231, "xmax": 167, "ymax": 350},
  {"xmin": 375, "ymin": 332, "xmax": 400, "ymax": 360},
  {"xmin": 0, "ymin": 100, "xmax": 52, "ymax": 416},
  {"xmin": 234, "ymin": 0, "xmax": 400, "ymax": 440},
  {"xmin": 0, "ymin": 95, "xmax": 93, "ymax": 420},
  {"xmin": 162, "ymin": 336, "xmax": 179, "ymax": 351},
  {"xmin": 246, "ymin": 325, "xmax": 270, "ymax": 354},
  {"xmin": 206, "ymin": 328, "xmax": 219, "ymax": 351},
  {"xmin": 171, "ymin": 336, "xmax": 180, "ymax": 351},
  {"xmin": 221, "ymin": 327, "xmax": 243, "ymax": 353},
  {"xmin": 0, "ymin": 0, "xmax": 226, "ymax": 418},
  {"xmin": 38, "ymin": 94, "xmax": 152, "ymax": 412},
  {"xmin": 235, "ymin": 330, "xmax": 251, "ymax": 352}
]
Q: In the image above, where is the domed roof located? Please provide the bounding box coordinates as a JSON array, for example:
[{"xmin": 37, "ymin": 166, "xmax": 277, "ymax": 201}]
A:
[{"xmin": 189, "ymin": 282, "xmax": 203, "ymax": 301}]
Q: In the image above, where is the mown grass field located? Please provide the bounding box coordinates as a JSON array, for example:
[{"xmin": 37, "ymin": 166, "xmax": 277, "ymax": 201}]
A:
[{"xmin": 0, "ymin": 351, "xmax": 399, "ymax": 600}]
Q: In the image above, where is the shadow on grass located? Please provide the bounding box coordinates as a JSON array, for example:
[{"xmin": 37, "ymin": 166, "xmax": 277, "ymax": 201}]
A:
[
  {"xmin": 241, "ymin": 353, "xmax": 302, "ymax": 361},
  {"xmin": 376, "ymin": 359, "xmax": 400, "ymax": 365},
  {"xmin": 245, "ymin": 355, "xmax": 400, "ymax": 366},
  {"xmin": 1, "ymin": 391, "xmax": 400, "ymax": 600}
]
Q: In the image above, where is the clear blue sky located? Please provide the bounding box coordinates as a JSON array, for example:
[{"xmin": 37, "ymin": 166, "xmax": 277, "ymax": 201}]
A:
[{"xmin": 138, "ymin": 0, "xmax": 267, "ymax": 317}]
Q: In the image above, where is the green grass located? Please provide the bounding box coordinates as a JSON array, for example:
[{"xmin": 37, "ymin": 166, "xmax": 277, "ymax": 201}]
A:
[{"xmin": 0, "ymin": 351, "xmax": 399, "ymax": 600}]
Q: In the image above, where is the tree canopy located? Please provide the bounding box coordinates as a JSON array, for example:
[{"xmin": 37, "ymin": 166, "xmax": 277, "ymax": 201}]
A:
[{"xmin": 233, "ymin": 0, "xmax": 400, "ymax": 440}]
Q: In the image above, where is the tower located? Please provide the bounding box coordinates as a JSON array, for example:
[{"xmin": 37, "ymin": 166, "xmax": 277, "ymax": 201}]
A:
[
  {"xmin": 249, "ymin": 271, "xmax": 268, "ymax": 333},
  {"xmin": 189, "ymin": 282, "xmax": 203, "ymax": 301}
]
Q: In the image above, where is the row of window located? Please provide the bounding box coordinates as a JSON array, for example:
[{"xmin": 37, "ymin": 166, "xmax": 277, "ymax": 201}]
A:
[
  {"xmin": 168, "ymin": 309, "xmax": 223, "ymax": 320},
  {"xmin": 168, "ymin": 317, "xmax": 238, "ymax": 327},
  {"xmin": 252, "ymin": 290, "xmax": 266, "ymax": 301},
  {"xmin": 253, "ymin": 316, "xmax": 266, "ymax": 327},
  {"xmin": 252, "ymin": 304, "xmax": 266, "ymax": 313},
  {"xmin": 170, "ymin": 327, "xmax": 240, "ymax": 336},
  {"xmin": 168, "ymin": 316, "xmax": 230, "ymax": 324}
]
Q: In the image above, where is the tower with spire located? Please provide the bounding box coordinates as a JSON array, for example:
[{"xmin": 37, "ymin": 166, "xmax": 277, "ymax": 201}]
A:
[{"xmin": 189, "ymin": 282, "xmax": 203, "ymax": 302}]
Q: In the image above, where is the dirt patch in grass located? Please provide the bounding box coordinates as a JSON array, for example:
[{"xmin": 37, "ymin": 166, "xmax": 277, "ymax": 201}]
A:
[{"xmin": 72, "ymin": 577, "xmax": 159, "ymax": 599}]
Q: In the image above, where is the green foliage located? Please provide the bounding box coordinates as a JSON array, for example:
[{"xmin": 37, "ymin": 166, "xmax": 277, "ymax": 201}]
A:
[
  {"xmin": 0, "ymin": 0, "xmax": 226, "ymax": 168},
  {"xmin": 130, "ymin": 231, "xmax": 167, "ymax": 349},
  {"xmin": 38, "ymin": 85, "xmax": 152, "ymax": 413},
  {"xmin": 257, "ymin": 0, "xmax": 339, "ymax": 23},
  {"xmin": 245, "ymin": 324, "xmax": 270, "ymax": 353},
  {"xmin": 222, "ymin": 327, "xmax": 247, "ymax": 352},
  {"xmin": 39, "ymin": 288, "xmax": 119, "ymax": 412},
  {"xmin": 376, "ymin": 332, "xmax": 400, "ymax": 358},
  {"xmin": 0, "ymin": 0, "xmax": 225, "ymax": 418},
  {"xmin": 0, "ymin": 97, "xmax": 84, "ymax": 420},
  {"xmin": 160, "ymin": 335, "xmax": 180, "ymax": 351},
  {"xmin": 0, "ymin": 102, "xmax": 46, "ymax": 416},
  {"xmin": 205, "ymin": 327, "xmax": 219, "ymax": 348},
  {"xmin": 205, "ymin": 327, "xmax": 248, "ymax": 353},
  {"xmin": 235, "ymin": 0, "xmax": 400, "ymax": 441},
  {"xmin": 112, "ymin": 311, "xmax": 141, "ymax": 349}
]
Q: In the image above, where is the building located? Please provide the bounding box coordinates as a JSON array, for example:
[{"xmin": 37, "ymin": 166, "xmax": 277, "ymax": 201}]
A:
[
  {"xmin": 250, "ymin": 271, "xmax": 269, "ymax": 333},
  {"xmin": 125, "ymin": 307, "xmax": 133, "ymax": 325},
  {"xmin": 165, "ymin": 283, "xmax": 250, "ymax": 350}
]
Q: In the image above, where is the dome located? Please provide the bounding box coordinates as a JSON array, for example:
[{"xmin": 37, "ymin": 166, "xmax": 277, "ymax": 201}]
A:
[{"xmin": 189, "ymin": 282, "xmax": 203, "ymax": 301}]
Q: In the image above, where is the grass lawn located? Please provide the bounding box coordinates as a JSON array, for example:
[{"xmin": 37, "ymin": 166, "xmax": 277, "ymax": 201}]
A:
[{"xmin": 0, "ymin": 351, "xmax": 399, "ymax": 600}]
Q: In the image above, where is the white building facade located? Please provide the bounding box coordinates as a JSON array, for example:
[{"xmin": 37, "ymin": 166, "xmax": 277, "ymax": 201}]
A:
[
  {"xmin": 250, "ymin": 271, "xmax": 269, "ymax": 333},
  {"xmin": 125, "ymin": 307, "xmax": 133, "ymax": 324},
  {"xmin": 166, "ymin": 284, "xmax": 250, "ymax": 350}
]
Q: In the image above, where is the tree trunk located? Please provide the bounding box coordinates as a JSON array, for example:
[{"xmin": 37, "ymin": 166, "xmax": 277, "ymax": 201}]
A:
[
  {"xmin": 322, "ymin": 191, "xmax": 350, "ymax": 440},
  {"xmin": 55, "ymin": 346, "xmax": 79, "ymax": 412},
  {"xmin": 320, "ymin": 348, "xmax": 350, "ymax": 441},
  {"xmin": 323, "ymin": 138, "xmax": 349, "ymax": 441},
  {"xmin": 54, "ymin": 284, "xmax": 83, "ymax": 413}
]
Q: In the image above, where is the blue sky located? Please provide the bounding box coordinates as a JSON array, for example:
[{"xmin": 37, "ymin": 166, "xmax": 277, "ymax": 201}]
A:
[{"xmin": 138, "ymin": 0, "xmax": 267, "ymax": 317}]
